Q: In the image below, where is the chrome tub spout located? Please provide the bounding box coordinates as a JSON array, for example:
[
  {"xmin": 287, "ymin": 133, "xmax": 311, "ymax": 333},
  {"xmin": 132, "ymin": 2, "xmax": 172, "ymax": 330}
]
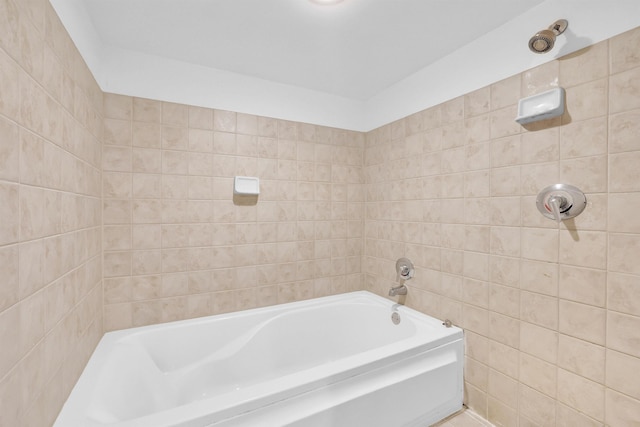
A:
[{"xmin": 389, "ymin": 284, "xmax": 407, "ymax": 296}]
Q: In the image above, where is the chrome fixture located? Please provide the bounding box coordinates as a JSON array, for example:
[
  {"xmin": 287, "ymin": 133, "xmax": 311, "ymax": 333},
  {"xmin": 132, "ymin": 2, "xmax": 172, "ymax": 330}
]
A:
[
  {"xmin": 389, "ymin": 257, "xmax": 414, "ymax": 296},
  {"xmin": 396, "ymin": 257, "xmax": 414, "ymax": 281},
  {"xmin": 536, "ymin": 184, "xmax": 587, "ymax": 223},
  {"xmin": 529, "ymin": 19, "xmax": 568, "ymax": 54},
  {"xmin": 389, "ymin": 284, "xmax": 407, "ymax": 297},
  {"xmin": 391, "ymin": 311, "xmax": 401, "ymax": 325}
]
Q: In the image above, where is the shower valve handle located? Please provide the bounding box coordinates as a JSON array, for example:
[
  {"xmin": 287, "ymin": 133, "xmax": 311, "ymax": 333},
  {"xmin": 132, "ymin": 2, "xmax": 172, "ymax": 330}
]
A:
[
  {"xmin": 397, "ymin": 266, "xmax": 410, "ymax": 282},
  {"xmin": 536, "ymin": 184, "xmax": 586, "ymax": 223},
  {"xmin": 395, "ymin": 258, "xmax": 414, "ymax": 282},
  {"xmin": 547, "ymin": 195, "xmax": 566, "ymax": 223}
]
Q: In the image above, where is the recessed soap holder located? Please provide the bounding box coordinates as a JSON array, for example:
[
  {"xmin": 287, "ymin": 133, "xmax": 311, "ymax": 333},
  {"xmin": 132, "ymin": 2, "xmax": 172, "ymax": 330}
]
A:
[
  {"xmin": 536, "ymin": 184, "xmax": 586, "ymax": 223},
  {"xmin": 515, "ymin": 87, "xmax": 565, "ymax": 125}
]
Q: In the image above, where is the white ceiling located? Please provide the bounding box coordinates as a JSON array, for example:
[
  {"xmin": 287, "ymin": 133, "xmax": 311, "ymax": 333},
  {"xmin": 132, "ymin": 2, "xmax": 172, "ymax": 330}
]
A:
[
  {"xmin": 83, "ymin": 0, "xmax": 544, "ymax": 100},
  {"xmin": 53, "ymin": 0, "xmax": 640, "ymax": 130}
]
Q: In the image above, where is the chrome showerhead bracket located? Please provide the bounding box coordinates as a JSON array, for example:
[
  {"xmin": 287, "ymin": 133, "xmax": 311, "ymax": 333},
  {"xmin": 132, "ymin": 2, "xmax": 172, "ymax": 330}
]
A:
[{"xmin": 549, "ymin": 19, "xmax": 568, "ymax": 36}]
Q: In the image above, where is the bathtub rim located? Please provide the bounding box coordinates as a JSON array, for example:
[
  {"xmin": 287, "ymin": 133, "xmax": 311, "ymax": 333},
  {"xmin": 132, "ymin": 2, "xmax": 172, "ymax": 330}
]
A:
[{"xmin": 101, "ymin": 290, "xmax": 458, "ymax": 345}]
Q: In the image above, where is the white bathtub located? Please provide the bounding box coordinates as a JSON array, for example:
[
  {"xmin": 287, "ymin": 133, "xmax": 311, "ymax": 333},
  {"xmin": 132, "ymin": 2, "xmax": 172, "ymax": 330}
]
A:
[{"xmin": 55, "ymin": 291, "xmax": 463, "ymax": 427}]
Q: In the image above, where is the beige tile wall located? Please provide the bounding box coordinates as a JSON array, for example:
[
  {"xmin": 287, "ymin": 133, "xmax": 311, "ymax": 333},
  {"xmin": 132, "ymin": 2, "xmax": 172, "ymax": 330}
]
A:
[
  {"xmin": 2, "ymin": 1, "xmax": 638, "ymax": 425},
  {"xmin": 101, "ymin": 95, "xmax": 364, "ymax": 330},
  {"xmin": 0, "ymin": 0, "xmax": 103, "ymax": 425},
  {"xmin": 363, "ymin": 26, "xmax": 640, "ymax": 426}
]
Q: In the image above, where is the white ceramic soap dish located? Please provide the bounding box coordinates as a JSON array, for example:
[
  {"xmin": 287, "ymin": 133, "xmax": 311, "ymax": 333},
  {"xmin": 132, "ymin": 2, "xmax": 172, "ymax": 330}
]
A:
[
  {"xmin": 515, "ymin": 87, "xmax": 565, "ymax": 125},
  {"xmin": 233, "ymin": 176, "xmax": 260, "ymax": 196}
]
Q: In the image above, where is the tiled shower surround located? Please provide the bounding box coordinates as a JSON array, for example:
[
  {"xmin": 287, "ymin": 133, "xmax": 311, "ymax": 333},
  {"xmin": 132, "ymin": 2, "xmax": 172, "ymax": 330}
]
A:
[
  {"xmin": 364, "ymin": 31, "xmax": 640, "ymax": 425},
  {"xmin": 1, "ymin": 1, "xmax": 639, "ymax": 425},
  {"xmin": 101, "ymin": 96, "xmax": 365, "ymax": 329},
  {"xmin": 0, "ymin": 0, "xmax": 103, "ymax": 425}
]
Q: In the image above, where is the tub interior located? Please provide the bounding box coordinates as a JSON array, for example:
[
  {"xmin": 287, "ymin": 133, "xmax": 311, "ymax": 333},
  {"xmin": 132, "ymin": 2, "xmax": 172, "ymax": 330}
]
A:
[
  {"xmin": 90, "ymin": 300, "xmax": 420, "ymax": 423},
  {"xmin": 137, "ymin": 300, "xmax": 417, "ymax": 373}
]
